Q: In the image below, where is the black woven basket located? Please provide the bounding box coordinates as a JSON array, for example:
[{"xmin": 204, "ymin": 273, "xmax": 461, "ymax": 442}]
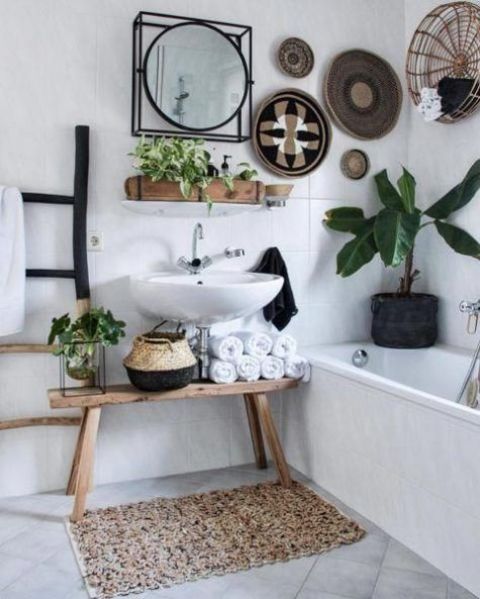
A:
[
  {"xmin": 125, "ymin": 365, "xmax": 195, "ymax": 391},
  {"xmin": 371, "ymin": 293, "xmax": 438, "ymax": 349},
  {"xmin": 123, "ymin": 322, "xmax": 197, "ymax": 391}
]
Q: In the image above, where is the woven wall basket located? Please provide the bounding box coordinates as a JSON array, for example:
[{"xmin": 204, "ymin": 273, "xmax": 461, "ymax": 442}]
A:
[
  {"xmin": 323, "ymin": 49, "xmax": 402, "ymax": 140},
  {"xmin": 254, "ymin": 88, "xmax": 331, "ymax": 177},
  {"xmin": 406, "ymin": 1, "xmax": 480, "ymax": 123}
]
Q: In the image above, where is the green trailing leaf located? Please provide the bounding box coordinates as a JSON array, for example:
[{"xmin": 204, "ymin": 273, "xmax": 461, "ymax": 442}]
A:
[
  {"xmin": 235, "ymin": 163, "xmax": 258, "ymax": 181},
  {"xmin": 375, "ymin": 170, "xmax": 405, "ymax": 211},
  {"xmin": 374, "ymin": 209, "xmax": 421, "ymax": 267},
  {"xmin": 130, "ymin": 137, "xmax": 212, "ymax": 199},
  {"xmin": 48, "ymin": 308, "xmax": 126, "ymax": 353},
  {"xmin": 434, "ymin": 221, "xmax": 480, "ymax": 258},
  {"xmin": 47, "ymin": 313, "xmax": 70, "ymax": 346},
  {"xmin": 397, "ymin": 167, "xmax": 416, "ymax": 213},
  {"xmin": 336, "ymin": 218, "xmax": 378, "ymax": 277},
  {"xmin": 129, "ymin": 138, "xmax": 257, "ymax": 205},
  {"xmin": 323, "ymin": 207, "xmax": 367, "ymax": 233},
  {"xmin": 425, "ymin": 160, "xmax": 480, "ymax": 219}
]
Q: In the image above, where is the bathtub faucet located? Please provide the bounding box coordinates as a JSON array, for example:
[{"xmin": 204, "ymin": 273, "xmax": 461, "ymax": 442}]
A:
[{"xmin": 459, "ymin": 299, "xmax": 480, "ymax": 334}]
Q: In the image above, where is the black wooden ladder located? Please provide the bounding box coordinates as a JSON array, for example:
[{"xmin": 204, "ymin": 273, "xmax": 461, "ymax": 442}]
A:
[{"xmin": 0, "ymin": 125, "xmax": 90, "ymax": 437}]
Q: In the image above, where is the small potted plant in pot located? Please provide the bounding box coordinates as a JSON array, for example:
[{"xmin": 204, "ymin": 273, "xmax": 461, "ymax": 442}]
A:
[
  {"xmin": 324, "ymin": 161, "xmax": 480, "ymax": 348},
  {"xmin": 124, "ymin": 136, "xmax": 262, "ymax": 207},
  {"xmin": 48, "ymin": 308, "xmax": 126, "ymax": 381}
]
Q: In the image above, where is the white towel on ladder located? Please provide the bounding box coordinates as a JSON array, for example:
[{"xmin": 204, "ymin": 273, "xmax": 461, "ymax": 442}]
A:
[{"xmin": 0, "ymin": 186, "xmax": 25, "ymax": 336}]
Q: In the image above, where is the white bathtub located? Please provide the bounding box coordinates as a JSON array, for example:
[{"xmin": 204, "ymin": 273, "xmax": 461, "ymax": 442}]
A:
[{"xmin": 282, "ymin": 342, "xmax": 480, "ymax": 596}]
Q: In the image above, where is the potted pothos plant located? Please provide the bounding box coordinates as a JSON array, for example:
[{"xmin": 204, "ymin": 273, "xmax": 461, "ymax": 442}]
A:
[
  {"xmin": 48, "ymin": 308, "xmax": 126, "ymax": 380},
  {"xmin": 125, "ymin": 137, "xmax": 260, "ymax": 207},
  {"xmin": 324, "ymin": 161, "xmax": 480, "ymax": 348}
]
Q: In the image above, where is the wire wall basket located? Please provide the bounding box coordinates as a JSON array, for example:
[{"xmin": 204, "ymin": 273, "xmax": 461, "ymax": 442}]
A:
[{"xmin": 406, "ymin": 1, "xmax": 480, "ymax": 123}]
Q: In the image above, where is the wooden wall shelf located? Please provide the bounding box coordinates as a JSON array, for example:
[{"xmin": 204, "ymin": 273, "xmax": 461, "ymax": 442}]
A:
[
  {"xmin": 121, "ymin": 200, "xmax": 264, "ymax": 218},
  {"xmin": 124, "ymin": 176, "xmax": 265, "ymax": 204}
]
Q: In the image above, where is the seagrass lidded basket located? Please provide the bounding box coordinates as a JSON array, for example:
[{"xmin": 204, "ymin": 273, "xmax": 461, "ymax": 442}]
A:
[
  {"xmin": 123, "ymin": 324, "xmax": 196, "ymax": 391},
  {"xmin": 406, "ymin": 1, "xmax": 480, "ymax": 123}
]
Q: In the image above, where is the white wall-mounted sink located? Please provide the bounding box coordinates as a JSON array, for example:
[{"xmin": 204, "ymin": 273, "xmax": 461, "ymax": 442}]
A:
[{"xmin": 130, "ymin": 270, "xmax": 283, "ymax": 325}]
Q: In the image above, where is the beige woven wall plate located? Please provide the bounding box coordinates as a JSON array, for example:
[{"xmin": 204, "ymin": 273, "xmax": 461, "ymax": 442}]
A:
[
  {"xmin": 254, "ymin": 89, "xmax": 331, "ymax": 178},
  {"xmin": 277, "ymin": 37, "xmax": 314, "ymax": 78},
  {"xmin": 324, "ymin": 49, "xmax": 402, "ymax": 140},
  {"xmin": 340, "ymin": 149, "xmax": 370, "ymax": 180}
]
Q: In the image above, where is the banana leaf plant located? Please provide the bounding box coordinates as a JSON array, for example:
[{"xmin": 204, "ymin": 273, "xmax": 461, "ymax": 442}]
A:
[{"xmin": 323, "ymin": 161, "xmax": 480, "ymax": 295}]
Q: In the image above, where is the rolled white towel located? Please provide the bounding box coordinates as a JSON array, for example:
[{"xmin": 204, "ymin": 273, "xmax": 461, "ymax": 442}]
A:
[
  {"xmin": 236, "ymin": 355, "xmax": 261, "ymax": 382},
  {"xmin": 208, "ymin": 335, "xmax": 243, "ymax": 364},
  {"xmin": 209, "ymin": 359, "xmax": 238, "ymax": 384},
  {"xmin": 284, "ymin": 355, "xmax": 311, "ymax": 382},
  {"xmin": 235, "ymin": 331, "xmax": 273, "ymax": 359},
  {"xmin": 260, "ymin": 355, "xmax": 285, "ymax": 380},
  {"xmin": 271, "ymin": 334, "xmax": 297, "ymax": 359}
]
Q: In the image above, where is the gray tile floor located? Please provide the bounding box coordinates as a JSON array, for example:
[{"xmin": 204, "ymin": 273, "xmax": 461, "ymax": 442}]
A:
[{"xmin": 0, "ymin": 464, "xmax": 476, "ymax": 599}]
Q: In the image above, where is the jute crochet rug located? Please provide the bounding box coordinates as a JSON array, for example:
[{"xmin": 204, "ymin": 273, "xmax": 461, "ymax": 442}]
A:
[{"xmin": 67, "ymin": 481, "xmax": 365, "ymax": 599}]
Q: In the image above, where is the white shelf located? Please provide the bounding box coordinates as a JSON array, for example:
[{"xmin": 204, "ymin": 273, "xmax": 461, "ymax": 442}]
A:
[{"xmin": 121, "ymin": 200, "xmax": 265, "ymax": 219}]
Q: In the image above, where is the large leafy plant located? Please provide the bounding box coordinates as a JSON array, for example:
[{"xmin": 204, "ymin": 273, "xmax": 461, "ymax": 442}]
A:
[
  {"xmin": 48, "ymin": 308, "xmax": 126, "ymax": 380},
  {"xmin": 130, "ymin": 137, "xmax": 257, "ymax": 204},
  {"xmin": 324, "ymin": 161, "xmax": 480, "ymax": 295}
]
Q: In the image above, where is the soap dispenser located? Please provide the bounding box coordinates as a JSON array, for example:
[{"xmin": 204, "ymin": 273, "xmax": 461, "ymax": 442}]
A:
[{"xmin": 221, "ymin": 155, "xmax": 232, "ymax": 176}]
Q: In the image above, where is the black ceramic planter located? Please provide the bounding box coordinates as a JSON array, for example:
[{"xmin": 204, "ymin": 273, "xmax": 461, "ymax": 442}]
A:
[{"xmin": 371, "ymin": 293, "xmax": 438, "ymax": 349}]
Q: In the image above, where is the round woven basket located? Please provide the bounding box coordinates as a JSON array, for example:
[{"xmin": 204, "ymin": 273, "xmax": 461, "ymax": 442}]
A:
[
  {"xmin": 323, "ymin": 49, "xmax": 402, "ymax": 140},
  {"xmin": 123, "ymin": 327, "xmax": 196, "ymax": 391},
  {"xmin": 406, "ymin": 1, "xmax": 480, "ymax": 123}
]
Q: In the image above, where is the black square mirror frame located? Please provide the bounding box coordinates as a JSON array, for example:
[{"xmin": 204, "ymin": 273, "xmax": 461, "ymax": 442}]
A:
[{"xmin": 132, "ymin": 12, "xmax": 253, "ymax": 142}]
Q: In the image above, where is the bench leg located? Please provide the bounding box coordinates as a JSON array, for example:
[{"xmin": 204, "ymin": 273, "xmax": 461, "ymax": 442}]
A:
[
  {"xmin": 244, "ymin": 393, "xmax": 267, "ymax": 469},
  {"xmin": 253, "ymin": 392, "xmax": 292, "ymax": 488},
  {"xmin": 66, "ymin": 409, "xmax": 87, "ymax": 495},
  {"xmin": 70, "ymin": 406, "xmax": 101, "ymax": 522}
]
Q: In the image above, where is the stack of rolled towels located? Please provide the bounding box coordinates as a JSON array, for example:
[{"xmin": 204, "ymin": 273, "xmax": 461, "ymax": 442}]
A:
[{"xmin": 208, "ymin": 331, "xmax": 310, "ymax": 384}]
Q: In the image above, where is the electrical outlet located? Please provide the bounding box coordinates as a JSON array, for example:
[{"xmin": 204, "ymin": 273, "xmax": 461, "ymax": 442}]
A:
[{"xmin": 87, "ymin": 231, "xmax": 104, "ymax": 252}]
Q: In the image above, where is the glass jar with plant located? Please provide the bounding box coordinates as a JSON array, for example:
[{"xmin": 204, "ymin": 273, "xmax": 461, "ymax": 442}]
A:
[
  {"xmin": 128, "ymin": 137, "xmax": 257, "ymax": 208},
  {"xmin": 48, "ymin": 308, "xmax": 126, "ymax": 381},
  {"xmin": 323, "ymin": 161, "xmax": 480, "ymax": 348}
]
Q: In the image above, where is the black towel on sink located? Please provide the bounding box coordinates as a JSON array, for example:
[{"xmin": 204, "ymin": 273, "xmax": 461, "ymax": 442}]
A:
[{"xmin": 253, "ymin": 247, "xmax": 298, "ymax": 331}]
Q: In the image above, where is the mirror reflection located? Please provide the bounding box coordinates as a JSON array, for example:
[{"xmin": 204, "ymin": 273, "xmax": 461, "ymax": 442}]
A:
[{"xmin": 145, "ymin": 24, "xmax": 247, "ymax": 130}]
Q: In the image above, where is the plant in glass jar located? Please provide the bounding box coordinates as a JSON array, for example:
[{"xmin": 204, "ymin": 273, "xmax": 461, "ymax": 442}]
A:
[{"xmin": 48, "ymin": 308, "xmax": 126, "ymax": 381}]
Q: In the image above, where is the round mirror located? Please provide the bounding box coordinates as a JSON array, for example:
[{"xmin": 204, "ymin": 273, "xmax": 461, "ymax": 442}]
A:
[{"xmin": 144, "ymin": 23, "xmax": 248, "ymax": 131}]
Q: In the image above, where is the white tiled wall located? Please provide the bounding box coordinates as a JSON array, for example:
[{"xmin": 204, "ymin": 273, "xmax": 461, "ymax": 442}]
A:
[
  {"xmin": 0, "ymin": 0, "xmax": 407, "ymax": 496},
  {"xmin": 404, "ymin": 0, "xmax": 480, "ymax": 350}
]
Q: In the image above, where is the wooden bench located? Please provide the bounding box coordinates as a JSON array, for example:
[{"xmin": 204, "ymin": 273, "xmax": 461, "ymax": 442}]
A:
[{"xmin": 48, "ymin": 379, "xmax": 298, "ymax": 522}]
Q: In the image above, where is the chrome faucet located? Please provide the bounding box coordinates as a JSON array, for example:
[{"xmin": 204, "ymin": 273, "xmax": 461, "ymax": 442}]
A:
[
  {"xmin": 177, "ymin": 223, "xmax": 246, "ymax": 274},
  {"xmin": 177, "ymin": 223, "xmax": 213, "ymax": 274},
  {"xmin": 460, "ymin": 298, "xmax": 480, "ymax": 335}
]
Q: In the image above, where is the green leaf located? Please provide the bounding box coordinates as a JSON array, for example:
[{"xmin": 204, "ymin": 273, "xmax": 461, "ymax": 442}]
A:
[
  {"xmin": 179, "ymin": 180, "xmax": 191, "ymax": 199},
  {"xmin": 323, "ymin": 207, "xmax": 367, "ymax": 233},
  {"xmin": 47, "ymin": 313, "xmax": 70, "ymax": 345},
  {"xmin": 397, "ymin": 167, "xmax": 416, "ymax": 213},
  {"xmin": 434, "ymin": 221, "xmax": 480, "ymax": 258},
  {"xmin": 425, "ymin": 160, "xmax": 480, "ymax": 219},
  {"xmin": 336, "ymin": 218, "xmax": 378, "ymax": 277},
  {"xmin": 374, "ymin": 209, "xmax": 421, "ymax": 267},
  {"xmin": 129, "ymin": 136, "xmax": 213, "ymax": 204},
  {"xmin": 375, "ymin": 170, "xmax": 405, "ymax": 211}
]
